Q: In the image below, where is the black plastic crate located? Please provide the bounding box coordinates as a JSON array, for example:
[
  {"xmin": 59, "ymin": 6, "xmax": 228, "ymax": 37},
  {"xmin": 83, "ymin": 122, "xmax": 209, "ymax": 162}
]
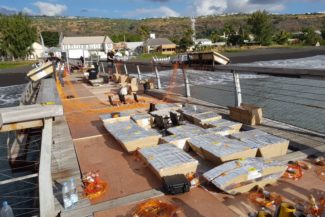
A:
[{"xmin": 163, "ymin": 174, "xmax": 190, "ymax": 195}]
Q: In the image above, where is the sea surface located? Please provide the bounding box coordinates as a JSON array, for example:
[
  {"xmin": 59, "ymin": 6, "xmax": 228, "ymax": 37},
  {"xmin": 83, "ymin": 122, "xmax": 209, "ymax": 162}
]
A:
[{"xmin": 0, "ymin": 84, "xmax": 39, "ymax": 217}]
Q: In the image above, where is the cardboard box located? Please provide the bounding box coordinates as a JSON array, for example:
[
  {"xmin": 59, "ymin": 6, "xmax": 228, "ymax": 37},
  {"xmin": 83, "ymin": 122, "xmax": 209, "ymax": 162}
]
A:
[
  {"xmin": 131, "ymin": 113, "xmax": 153, "ymax": 129},
  {"xmin": 165, "ymin": 124, "xmax": 210, "ymax": 151},
  {"xmin": 139, "ymin": 144, "xmax": 198, "ymax": 178},
  {"xmin": 103, "ymin": 120, "xmax": 161, "ymax": 152},
  {"xmin": 118, "ymin": 75, "xmax": 128, "ymax": 84},
  {"xmin": 188, "ymin": 134, "xmax": 257, "ymax": 165},
  {"xmin": 230, "ymin": 130, "xmax": 289, "ymax": 158},
  {"xmin": 112, "ymin": 73, "xmax": 120, "ymax": 82},
  {"xmin": 228, "ymin": 103, "xmax": 263, "ymax": 125},
  {"xmin": 27, "ymin": 62, "xmax": 54, "ymax": 81},
  {"xmin": 100, "ymin": 112, "xmax": 130, "ymax": 124},
  {"xmin": 203, "ymin": 158, "xmax": 287, "ymax": 194},
  {"xmin": 202, "ymin": 119, "xmax": 242, "ymax": 136},
  {"xmin": 167, "ymin": 124, "xmax": 207, "ymax": 137},
  {"xmin": 159, "ymin": 134, "xmax": 190, "ymax": 151},
  {"xmin": 178, "ymin": 106, "xmax": 210, "ymax": 123},
  {"xmin": 192, "ymin": 111, "xmax": 222, "ymax": 125},
  {"xmin": 155, "ymin": 103, "xmax": 182, "ymax": 111}
]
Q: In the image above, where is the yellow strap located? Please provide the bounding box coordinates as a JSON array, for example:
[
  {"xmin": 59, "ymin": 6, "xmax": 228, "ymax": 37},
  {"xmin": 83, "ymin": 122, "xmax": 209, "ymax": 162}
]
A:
[{"xmin": 41, "ymin": 101, "xmax": 55, "ymax": 105}]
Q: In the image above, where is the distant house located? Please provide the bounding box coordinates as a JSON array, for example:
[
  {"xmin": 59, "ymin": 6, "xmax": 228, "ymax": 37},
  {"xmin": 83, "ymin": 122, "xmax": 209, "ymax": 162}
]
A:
[
  {"xmin": 60, "ymin": 36, "xmax": 113, "ymax": 59},
  {"xmin": 28, "ymin": 42, "xmax": 48, "ymax": 60},
  {"xmin": 194, "ymin": 38, "xmax": 212, "ymax": 46},
  {"xmin": 126, "ymin": 42, "xmax": 143, "ymax": 51},
  {"xmin": 143, "ymin": 38, "xmax": 176, "ymax": 55}
]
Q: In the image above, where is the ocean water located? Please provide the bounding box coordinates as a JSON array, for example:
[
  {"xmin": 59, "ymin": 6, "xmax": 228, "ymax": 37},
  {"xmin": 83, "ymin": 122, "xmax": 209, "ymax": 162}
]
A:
[
  {"xmin": 0, "ymin": 83, "xmax": 39, "ymax": 217},
  {"xmin": 239, "ymin": 55, "xmax": 325, "ymax": 69},
  {"xmin": 0, "ymin": 84, "xmax": 26, "ymax": 107}
]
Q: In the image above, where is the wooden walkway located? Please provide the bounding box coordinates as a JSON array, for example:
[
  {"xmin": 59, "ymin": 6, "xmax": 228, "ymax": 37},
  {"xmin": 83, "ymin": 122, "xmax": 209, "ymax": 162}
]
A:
[{"xmin": 51, "ymin": 73, "xmax": 325, "ymax": 217}]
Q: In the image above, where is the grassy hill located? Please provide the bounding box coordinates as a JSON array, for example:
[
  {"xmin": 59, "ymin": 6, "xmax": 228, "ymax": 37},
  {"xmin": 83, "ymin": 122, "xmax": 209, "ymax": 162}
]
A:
[{"xmin": 31, "ymin": 13, "xmax": 325, "ymax": 41}]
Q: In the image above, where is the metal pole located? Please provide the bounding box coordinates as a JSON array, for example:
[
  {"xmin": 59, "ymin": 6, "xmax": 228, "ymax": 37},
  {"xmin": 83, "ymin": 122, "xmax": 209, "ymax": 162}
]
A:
[
  {"xmin": 136, "ymin": 65, "xmax": 142, "ymax": 80},
  {"xmin": 66, "ymin": 50, "xmax": 70, "ymax": 74},
  {"xmin": 154, "ymin": 64, "xmax": 161, "ymax": 89},
  {"xmin": 101, "ymin": 62, "xmax": 105, "ymax": 74},
  {"xmin": 232, "ymin": 70, "xmax": 242, "ymax": 107},
  {"xmin": 114, "ymin": 62, "xmax": 118, "ymax": 74},
  {"xmin": 124, "ymin": 63, "xmax": 128, "ymax": 75},
  {"xmin": 182, "ymin": 64, "xmax": 191, "ymax": 97}
]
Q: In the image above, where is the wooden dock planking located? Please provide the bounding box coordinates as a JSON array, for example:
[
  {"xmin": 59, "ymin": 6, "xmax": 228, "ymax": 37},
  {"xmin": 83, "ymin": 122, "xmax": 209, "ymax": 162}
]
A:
[{"xmin": 56, "ymin": 72, "xmax": 325, "ymax": 217}]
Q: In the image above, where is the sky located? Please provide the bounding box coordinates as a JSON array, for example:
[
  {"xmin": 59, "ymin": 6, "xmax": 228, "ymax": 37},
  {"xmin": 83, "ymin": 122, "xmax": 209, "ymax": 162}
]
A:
[{"xmin": 0, "ymin": 0, "xmax": 325, "ymax": 18}]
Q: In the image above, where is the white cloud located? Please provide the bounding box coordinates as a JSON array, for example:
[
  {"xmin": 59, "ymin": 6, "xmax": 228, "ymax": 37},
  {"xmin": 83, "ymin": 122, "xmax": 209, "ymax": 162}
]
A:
[
  {"xmin": 127, "ymin": 6, "xmax": 180, "ymax": 18},
  {"xmin": 194, "ymin": 0, "xmax": 227, "ymax": 15},
  {"xmin": 22, "ymin": 7, "xmax": 34, "ymax": 15},
  {"xmin": 190, "ymin": 0, "xmax": 285, "ymax": 16},
  {"xmin": 33, "ymin": 1, "xmax": 67, "ymax": 16}
]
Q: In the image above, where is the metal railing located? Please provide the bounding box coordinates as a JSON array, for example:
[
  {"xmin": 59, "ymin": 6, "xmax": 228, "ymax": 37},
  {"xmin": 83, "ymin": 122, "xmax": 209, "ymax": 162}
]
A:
[{"xmin": 111, "ymin": 59, "xmax": 325, "ymax": 134}]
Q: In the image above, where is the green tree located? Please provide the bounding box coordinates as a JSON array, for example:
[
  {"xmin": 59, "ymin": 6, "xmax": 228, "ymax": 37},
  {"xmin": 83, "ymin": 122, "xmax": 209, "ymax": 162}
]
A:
[
  {"xmin": 41, "ymin": 31, "xmax": 59, "ymax": 47},
  {"xmin": 247, "ymin": 10, "xmax": 273, "ymax": 45},
  {"xmin": 209, "ymin": 31, "xmax": 224, "ymax": 43},
  {"xmin": 274, "ymin": 31, "xmax": 290, "ymax": 45},
  {"xmin": 111, "ymin": 33, "xmax": 142, "ymax": 43},
  {"xmin": 179, "ymin": 29, "xmax": 194, "ymax": 51},
  {"xmin": 227, "ymin": 34, "xmax": 244, "ymax": 46},
  {"xmin": 137, "ymin": 25, "xmax": 149, "ymax": 40},
  {"xmin": 321, "ymin": 21, "xmax": 325, "ymax": 40},
  {"xmin": 0, "ymin": 13, "xmax": 37, "ymax": 59},
  {"xmin": 223, "ymin": 23, "xmax": 235, "ymax": 37},
  {"xmin": 301, "ymin": 27, "xmax": 321, "ymax": 45}
]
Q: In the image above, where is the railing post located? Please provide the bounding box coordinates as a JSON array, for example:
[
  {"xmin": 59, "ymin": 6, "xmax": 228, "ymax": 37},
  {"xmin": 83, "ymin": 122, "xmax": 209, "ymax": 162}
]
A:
[
  {"xmin": 232, "ymin": 70, "xmax": 242, "ymax": 107},
  {"xmin": 182, "ymin": 64, "xmax": 191, "ymax": 97},
  {"xmin": 123, "ymin": 63, "xmax": 128, "ymax": 75},
  {"xmin": 153, "ymin": 63, "xmax": 161, "ymax": 89},
  {"xmin": 136, "ymin": 65, "xmax": 142, "ymax": 80},
  {"xmin": 114, "ymin": 62, "xmax": 119, "ymax": 74},
  {"xmin": 101, "ymin": 62, "xmax": 105, "ymax": 74},
  {"xmin": 39, "ymin": 118, "xmax": 55, "ymax": 217}
]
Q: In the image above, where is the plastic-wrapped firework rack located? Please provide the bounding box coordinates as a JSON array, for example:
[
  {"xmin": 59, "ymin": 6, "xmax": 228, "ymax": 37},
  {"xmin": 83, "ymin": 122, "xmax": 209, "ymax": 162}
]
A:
[
  {"xmin": 138, "ymin": 144, "xmax": 199, "ymax": 178},
  {"xmin": 203, "ymin": 158, "xmax": 287, "ymax": 195},
  {"xmin": 188, "ymin": 134, "xmax": 257, "ymax": 164},
  {"xmin": 103, "ymin": 120, "xmax": 161, "ymax": 152},
  {"xmin": 230, "ymin": 129, "xmax": 289, "ymax": 158}
]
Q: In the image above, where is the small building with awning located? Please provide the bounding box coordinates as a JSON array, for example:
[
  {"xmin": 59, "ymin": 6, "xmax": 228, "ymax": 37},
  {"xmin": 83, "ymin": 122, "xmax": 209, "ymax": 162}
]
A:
[{"xmin": 143, "ymin": 38, "xmax": 176, "ymax": 55}]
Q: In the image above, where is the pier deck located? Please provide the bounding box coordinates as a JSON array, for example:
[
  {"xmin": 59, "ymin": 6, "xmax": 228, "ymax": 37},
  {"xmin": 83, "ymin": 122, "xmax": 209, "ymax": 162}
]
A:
[{"xmin": 53, "ymin": 72, "xmax": 325, "ymax": 217}]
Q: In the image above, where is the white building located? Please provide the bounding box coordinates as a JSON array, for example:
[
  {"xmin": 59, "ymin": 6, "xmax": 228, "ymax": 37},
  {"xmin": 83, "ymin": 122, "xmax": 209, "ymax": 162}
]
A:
[
  {"xmin": 194, "ymin": 38, "xmax": 212, "ymax": 46},
  {"xmin": 125, "ymin": 42, "xmax": 143, "ymax": 50},
  {"xmin": 60, "ymin": 36, "xmax": 113, "ymax": 59},
  {"xmin": 28, "ymin": 42, "xmax": 48, "ymax": 60},
  {"xmin": 143, "ymin": 38, "xmax": 176, "ymax": 54}
]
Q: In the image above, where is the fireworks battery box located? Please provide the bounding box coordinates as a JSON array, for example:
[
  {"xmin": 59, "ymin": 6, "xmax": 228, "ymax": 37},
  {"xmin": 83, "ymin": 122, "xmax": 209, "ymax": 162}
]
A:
[{"xmin": 163, "ymin": 174, "xmax": 191, "ymax": 195}]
